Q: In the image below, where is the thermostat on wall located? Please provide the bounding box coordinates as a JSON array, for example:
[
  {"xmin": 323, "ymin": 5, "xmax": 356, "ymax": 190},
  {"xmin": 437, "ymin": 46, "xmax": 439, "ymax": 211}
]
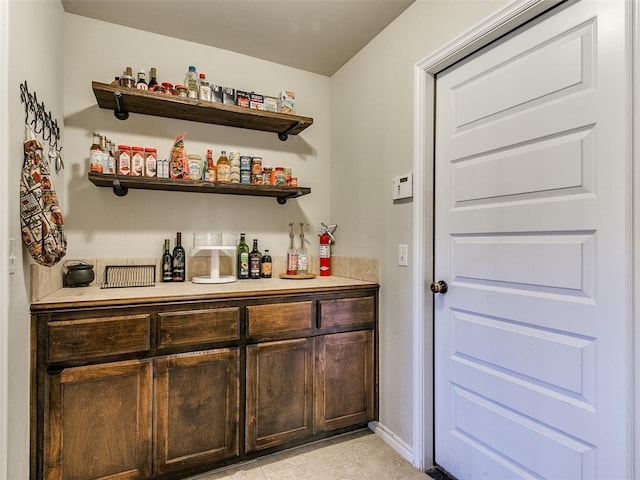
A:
[{"xmin": 392, "ymin": 173, "xmax": 413, "ymax": 200}]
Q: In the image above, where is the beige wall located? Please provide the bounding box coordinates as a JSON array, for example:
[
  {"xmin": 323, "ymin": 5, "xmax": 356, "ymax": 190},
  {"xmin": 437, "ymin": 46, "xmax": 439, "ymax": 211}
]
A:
[
  {"xmin": 4, "ymin": 1, "xmax": 513, "ymax": 476},
  {"xmin": 63, "ymin": 13, "xmax": 331, "ymax": 261},
  {"xmin": 330, "ymin": 0, "xmax": 510, "ymax": 456},
  {"xmin": 7, "ymin": 1, "xmax": 65, "ymax": 478}
]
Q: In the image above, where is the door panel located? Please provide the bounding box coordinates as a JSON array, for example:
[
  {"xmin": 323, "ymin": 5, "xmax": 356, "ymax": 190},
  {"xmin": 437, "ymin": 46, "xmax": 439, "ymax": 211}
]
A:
[{"xmin": 434, "ymin": 1, "xmax": 629, "ymax": 478}]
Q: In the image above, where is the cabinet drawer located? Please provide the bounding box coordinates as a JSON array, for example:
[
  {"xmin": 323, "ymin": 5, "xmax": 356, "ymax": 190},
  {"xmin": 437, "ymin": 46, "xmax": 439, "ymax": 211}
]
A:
[
  {"xmin": 47, "ymin": 314, "xmax": 151, "ymax": 363},
  {"xmin": 247, "ymin": 301, "xmax": 313, "ymax": 336},
  {"xmin": 158, "ymin": 307, "xmax": 239, "ymax": 348},
  {"xmin": 319, "ymin": 296, "xmax": 375, "ymax": 328}
]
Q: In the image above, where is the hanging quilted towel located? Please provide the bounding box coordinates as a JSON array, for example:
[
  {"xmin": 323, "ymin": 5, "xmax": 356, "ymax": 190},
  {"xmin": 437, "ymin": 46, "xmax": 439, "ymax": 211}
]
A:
[{"xmin": 20, "ymin": 131, "xmax": 66, "ymax": 267}]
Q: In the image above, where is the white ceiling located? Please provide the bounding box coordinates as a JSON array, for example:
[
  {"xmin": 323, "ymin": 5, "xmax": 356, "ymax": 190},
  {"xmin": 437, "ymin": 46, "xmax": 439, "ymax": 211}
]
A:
[{"xmin": 61, "ymin": 0, "xmax": 416, "ymax": 76}]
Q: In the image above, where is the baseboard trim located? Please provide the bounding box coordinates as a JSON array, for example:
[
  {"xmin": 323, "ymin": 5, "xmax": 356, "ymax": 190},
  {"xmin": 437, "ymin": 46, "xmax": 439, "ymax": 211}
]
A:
[{"xmin": 368, "ymin": 421, "xmax": 414, "ymax": 464}]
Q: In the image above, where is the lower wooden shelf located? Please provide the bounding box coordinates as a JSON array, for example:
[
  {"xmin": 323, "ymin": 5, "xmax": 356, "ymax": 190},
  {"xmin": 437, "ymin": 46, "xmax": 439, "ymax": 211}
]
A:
[{"xmin": 88, "ymin": 172, "xmax": 311, "ymax": 204}]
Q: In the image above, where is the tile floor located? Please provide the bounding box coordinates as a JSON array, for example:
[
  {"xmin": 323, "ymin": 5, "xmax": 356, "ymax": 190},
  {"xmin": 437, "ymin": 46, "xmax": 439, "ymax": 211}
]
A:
[{"xmin": 188, "ymin": 429, "xmax": 432, "ymax": 480}]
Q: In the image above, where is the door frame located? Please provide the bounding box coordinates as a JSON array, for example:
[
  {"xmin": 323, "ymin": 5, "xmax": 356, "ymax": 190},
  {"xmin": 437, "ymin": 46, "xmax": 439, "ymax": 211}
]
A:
[{"xmin": 411, "ymin": 0, "xmax": 639, "ymax": 475}]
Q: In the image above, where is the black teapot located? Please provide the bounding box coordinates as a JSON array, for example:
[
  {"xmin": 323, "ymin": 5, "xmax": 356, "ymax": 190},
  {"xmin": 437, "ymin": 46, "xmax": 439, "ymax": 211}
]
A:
[{"xmin": 63, "ymin": 261, "xmax": 95, "ymax": 287}]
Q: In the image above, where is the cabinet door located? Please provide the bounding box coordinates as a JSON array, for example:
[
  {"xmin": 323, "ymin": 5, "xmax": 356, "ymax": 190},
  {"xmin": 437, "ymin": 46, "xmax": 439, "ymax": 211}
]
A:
[
  {"xmin": 315, "ymin": 331, "xmax": 375, "ymax": 432},
  {"xmin": 45, "ymin": 360, "xmax": 152, "ymax": 480},
  {"xmin": 246, "ymin": 339, "xmax": 314, "ymax": 452},
  {"xmin": 154, "ymin": 348, "xmax": 240, "ymax": 475}
]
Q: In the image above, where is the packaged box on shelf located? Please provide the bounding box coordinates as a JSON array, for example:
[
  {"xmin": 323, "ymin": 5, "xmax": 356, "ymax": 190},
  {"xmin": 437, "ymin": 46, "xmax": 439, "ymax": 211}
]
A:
[
  {"xmin": 264, "ymin": 96, "xmax": 278, "ymax": 112},
  {"xmin": 223, "ymin": 87, "xmax": 236, "ymax": 105},
  {"xmin": 236, "ymin": 90, "xmax": 250, "ymax": 108},
  {"xmin": 278, "ymin": 90, "xmax": 296, "ymax": 114},
  {"xmin": 212, "ymin": 85, "xmax": 223, "ymax": 103},
  {"xmin": 250, "ymin": 92, "xmax": 264, "ymax": 110}
]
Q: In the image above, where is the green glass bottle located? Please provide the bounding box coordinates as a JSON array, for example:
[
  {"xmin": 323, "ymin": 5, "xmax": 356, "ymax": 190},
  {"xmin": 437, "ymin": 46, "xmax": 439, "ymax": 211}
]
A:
[{"xmin": 237, "ymin": 233, "xmax": 250, "ymax": 279}]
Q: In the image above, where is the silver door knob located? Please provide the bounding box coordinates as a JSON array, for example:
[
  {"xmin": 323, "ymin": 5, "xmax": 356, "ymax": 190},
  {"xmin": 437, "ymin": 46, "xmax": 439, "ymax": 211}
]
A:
[{"xmin": 430, "ymin": 280, "xmax": 448, "ymax": 294}]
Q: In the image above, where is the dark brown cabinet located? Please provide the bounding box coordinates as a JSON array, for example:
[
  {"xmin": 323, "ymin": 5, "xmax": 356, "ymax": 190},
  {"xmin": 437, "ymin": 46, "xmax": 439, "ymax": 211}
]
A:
[
  {"xmin": 315, "ymin": 331, "xmax": 375, "ymax": 432},
  {"xmin": 32, "ymin": 285, "xmax": 378, "ymax": 480},
  {"xmin": 246, "ymin": 339, "xmax": 314, "ymax": 452},
  {"xmin": 45, "ymin": 359, "xmax": 153, "ymax": 480},
  {"xmin": 154, "ymin": 348, "xmax": 240, "ymax": 475}
]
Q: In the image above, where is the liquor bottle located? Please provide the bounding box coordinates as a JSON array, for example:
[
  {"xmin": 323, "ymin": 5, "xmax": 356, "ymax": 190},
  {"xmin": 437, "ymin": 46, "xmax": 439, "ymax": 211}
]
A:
[
  {"xmin": 172, "ymin": 232, "xmax": 186, "ymax": 282},
  {"xmin": 297, "ymin": 223, "xmax": 308, "ymax": 274},
  {"xmin": 249, "ymin": 239, "xmax": 261, "ymax": 279},
  {"xmin": 260, "ymin": 249, "xmax": 272, "ymax": 278},
  {"xmin": 286, "ymin": 222, "xmax": 298, "ymax": 275},
  {"xmin": 237, "ymin": 233, "xmax": 250, "ymax": 279},
  {"xmin": 148, "ymin": 67, "xmax": 158, "ymax": 90},
  {"xmin": 217, "ymin": 150, "xmax": 230, "ymax": 183},
  {"xmin": 136, "ymin": 69, "xmax": 148, "ymax": 90},
  {"xmin": 162, "ymin": 239, "xmax": 173, "ymax": 282},
  {"xmin": 89, "ymin": 131, "xmax": 103, "ymax": 173}
]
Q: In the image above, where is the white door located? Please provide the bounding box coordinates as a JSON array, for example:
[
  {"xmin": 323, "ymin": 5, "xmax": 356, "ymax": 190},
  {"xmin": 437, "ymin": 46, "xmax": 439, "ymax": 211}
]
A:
[{"xmin": 433, "ymin": 1, "xmax": 631, "ymax": 479}]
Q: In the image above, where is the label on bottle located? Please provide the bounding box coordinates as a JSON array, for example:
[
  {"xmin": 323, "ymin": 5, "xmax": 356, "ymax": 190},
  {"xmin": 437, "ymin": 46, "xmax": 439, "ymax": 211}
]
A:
[
  {"xmin": 217, "ymin": 164, "xmax": 230, "ymax": 182},
  {"xmin": 298, "ymin": 254, "xmax": 308, "ymax": 273},
  {"xmin": 90, "ymin": 149, "xmax": 104, "ymax": 173},
  {"xmin": 162, "ymin": 257, "xmax": 173, "ymax": 281},
  {"xmin": 261, "ymin": 260, "xmax": 272, "ymax": 278},
  {"xmin": 199, "ymin": 85, "xmax": 211, "ymax": 101},
  {"xmin": 173, "ymin": 251, "xmax": 185, "ymax": 281},
  {"xmin": 239, "ymin": 252, "xmax": 249, "ymax": 278},
  {"xmin": 250, "ymin": 256, "xmax": 261, "ymax": 278},
  {"xmin": 287, "ymin": 253, "xmax": 298, "ymax": 275}
]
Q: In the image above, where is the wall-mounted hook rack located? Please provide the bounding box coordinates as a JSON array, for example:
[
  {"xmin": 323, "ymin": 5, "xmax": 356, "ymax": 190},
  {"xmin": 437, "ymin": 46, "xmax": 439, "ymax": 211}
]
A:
[{"xmin": 19, "ymin": 80, "xmax": 62, "ymax": 150}]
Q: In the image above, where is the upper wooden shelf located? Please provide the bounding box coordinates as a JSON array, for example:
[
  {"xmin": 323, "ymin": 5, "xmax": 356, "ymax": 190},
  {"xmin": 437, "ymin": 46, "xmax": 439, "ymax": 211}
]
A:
[
  {"xmin": 88, "ymin": 172, "xmax": 311, "ymax": 205},
  {"xmin": 91, "ymin": 81, "xmax": 314, "ymax": 140}
]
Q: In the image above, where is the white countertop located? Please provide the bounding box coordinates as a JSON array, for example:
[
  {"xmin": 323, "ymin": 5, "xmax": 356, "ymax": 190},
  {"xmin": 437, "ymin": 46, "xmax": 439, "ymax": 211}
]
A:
[{"xmin": 31, "ymin": 275, "xmax": 378, "ymax": 310}]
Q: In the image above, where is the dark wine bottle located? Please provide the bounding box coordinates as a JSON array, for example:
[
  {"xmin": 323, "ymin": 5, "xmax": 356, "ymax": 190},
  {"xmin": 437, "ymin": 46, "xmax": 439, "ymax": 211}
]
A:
[
  {"xmin": 260, "ymin": 249, "xmax": 272, "ymax": 278},
  {"xmin": 237, "ymin": 233, "xmax": 249, "ymax": 279},
  {"xmin": 249, "ymin": 239, "xmax": 261, "ymax": 279},
  {"xmin": 172, "ymin": 232, "xmax": 186, "ymax": 282},
  {"xmin": 162, "ymin": 238, "xmax": 173, "ymax": 282}
]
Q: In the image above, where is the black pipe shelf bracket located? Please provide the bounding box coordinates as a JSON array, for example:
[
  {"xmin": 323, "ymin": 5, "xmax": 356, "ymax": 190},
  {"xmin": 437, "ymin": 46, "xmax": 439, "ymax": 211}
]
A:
[
  {"xmin": 113, "ymin": 91, "xmax": 129, "ymax": 120},
  {"xmin": 278, "ymin": 121, "xmax": 305, "ymax": 142}
]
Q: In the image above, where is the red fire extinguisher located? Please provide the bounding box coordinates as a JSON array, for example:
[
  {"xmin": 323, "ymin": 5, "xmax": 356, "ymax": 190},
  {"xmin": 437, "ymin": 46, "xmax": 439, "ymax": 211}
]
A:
[{"xmin": 318, "ymin": 223, "xmax": 336, "ymax": 276}]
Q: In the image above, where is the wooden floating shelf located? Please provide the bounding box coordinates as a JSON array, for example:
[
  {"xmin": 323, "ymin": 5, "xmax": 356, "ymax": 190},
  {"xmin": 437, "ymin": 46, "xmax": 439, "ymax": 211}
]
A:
[
  {"xmin": 88, "ymin": 172, "xmax": 311, "ymax": 205},
  {"xmin": 91, "ymin": 81, "xmax": 313, "ymax": 140}
]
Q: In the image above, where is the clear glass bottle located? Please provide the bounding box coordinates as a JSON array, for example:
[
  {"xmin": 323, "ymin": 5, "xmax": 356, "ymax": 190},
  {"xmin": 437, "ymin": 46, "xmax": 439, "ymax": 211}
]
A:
[
  {"xmin": 89, "ymin": 131, "xmax": 103, "ymax": 173},
  {"xmin": 217, "ymin": 150, "xmax": 230, "ymax": 183},
  {"xmin": 184, "ymin": 65, "xmax": 199, "ymax": 99},
  {"xmin": 237, "ymin": 233, "xmax": 250, "ymax": 279},
  {"xmin": 107, "ymin": 140, "xmax": 116, "ymax": 175},
  {"xmin": 162, "ymin": 239, "xmax": 173, "ymax": 282},
  {"xmin": 297, "ymin": 223, "xmax": 308, "ymax": 274},
  {"xmin": 100, "ymin": 135, "xmax": 109, "ymax": 173},
  {"xmin": 172, "ymin": 232, "xmax": 186, "ymax": 282},
  {"xmin": 287, "ymin": 222, "xmax": 298, "ymax": 275},
  {"xmin": 250, "ymin": 239, "xmax": 261, "ymax": 279},
  {"xmin": 198, "ymin": 73, "xmax": 211, "ymax": 101}
]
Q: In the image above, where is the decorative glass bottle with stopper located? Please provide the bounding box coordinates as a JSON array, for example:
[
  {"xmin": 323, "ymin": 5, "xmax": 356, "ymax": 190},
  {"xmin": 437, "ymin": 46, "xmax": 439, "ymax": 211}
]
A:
[
  {"xmin": 286, "ymin": 222, "xmax": 298, "ymax": 275},
  {"xmin": 298, "ymin": 222, "xmax": 308, "ymax": 274}
]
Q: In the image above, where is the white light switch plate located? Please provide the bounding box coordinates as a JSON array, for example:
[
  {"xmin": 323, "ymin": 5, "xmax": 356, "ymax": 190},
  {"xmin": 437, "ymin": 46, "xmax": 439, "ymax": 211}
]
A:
[
  {"xmin": 392, "ymin": 174, "xmax": 413, "ymax": 200},
  {"xmin": 398, "ymin": 244, "xmax": 408, "ymax": 267}
]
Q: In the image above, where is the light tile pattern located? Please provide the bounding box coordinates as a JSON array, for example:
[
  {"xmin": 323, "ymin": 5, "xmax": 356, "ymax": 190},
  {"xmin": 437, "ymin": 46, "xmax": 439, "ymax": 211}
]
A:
[{"xmin": 189, "ymin": 430, "xmax": 430, "ymax": 480}]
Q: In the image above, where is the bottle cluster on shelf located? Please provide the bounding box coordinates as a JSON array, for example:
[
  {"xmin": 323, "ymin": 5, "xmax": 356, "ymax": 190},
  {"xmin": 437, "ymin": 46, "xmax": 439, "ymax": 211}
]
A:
[
  {"xmin": 115, "ymin": 65, "xmax": 296, "ymax": 114},
  {"xmin": 162, "ymin": 232, "xmax": 186, "ymax": 282},
  {"xmin": 236, "ymin": 233, "xmax": 272, "ymax": 280},
  {"xmin": 89, "ymin": 131, "xmax": 299, "ymax": 186},
  {"xmin": 285, "ymin": 222, "xmax": 309, "ymax": 276}
]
